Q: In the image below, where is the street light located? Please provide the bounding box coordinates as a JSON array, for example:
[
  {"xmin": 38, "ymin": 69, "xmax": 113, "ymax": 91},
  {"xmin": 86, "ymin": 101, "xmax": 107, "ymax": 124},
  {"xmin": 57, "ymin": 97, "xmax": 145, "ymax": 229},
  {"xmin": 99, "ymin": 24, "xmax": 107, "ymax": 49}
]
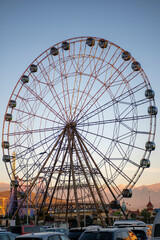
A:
[{"xmin": 27, "ymin": 160, "xmax": 29, "ymax": 225}]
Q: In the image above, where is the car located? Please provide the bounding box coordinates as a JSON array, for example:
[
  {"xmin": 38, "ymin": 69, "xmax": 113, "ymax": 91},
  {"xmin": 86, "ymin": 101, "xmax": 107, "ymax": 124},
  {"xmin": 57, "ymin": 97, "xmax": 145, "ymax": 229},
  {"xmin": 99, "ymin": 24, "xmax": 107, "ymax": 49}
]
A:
[
  {"xmin": 128, "ymin": 230, "xmax": 138, "ymax": 240},
  {"xmin": 115, "ymin": 224, "xmax": 148, "ymax": 240},
  {"xmin": 8, "ymin": 226, "xmax": 45, "ymax": 235},
  {"xmin": 67, "ymin": 226, "xmax": 103, "ymax": 240},
  {"xmin": 15, "ymin": 232, "xmax": 70, "ymax": 240},
  {"xmin": 146, "ymin": 225, "xmax": 152, "ymax": 237},
  {"xmin": 150, "ymin": 211, "xmax": 160, "ymax": 240},
  {"xmin": 113, "ymin": 220, "xmax": 146, "ymax": 227},
  {"xmin": 78, "ymin": 227, "xmax": 134, "ymax": 240},
  {"xmin": 46, "ymin": 228, "xmax": 69, "ymax": 235},
  {"xmin": 0, "ymin": 228, "xmax": 7, "ymax": 232},
  {"xmin": 131, "ymin": 229, "xmax": 148, "ymax": 240},
  {"xmin": 0, "ymin": 234, "xmax": 9, "ymax": 240},
  {"xmin": 0, "ymin": 232, "xmax": 19, "ymax": 240},
  {"xmin": 67, "ymin": 227, "xmax": 86, "ymax": 240}
]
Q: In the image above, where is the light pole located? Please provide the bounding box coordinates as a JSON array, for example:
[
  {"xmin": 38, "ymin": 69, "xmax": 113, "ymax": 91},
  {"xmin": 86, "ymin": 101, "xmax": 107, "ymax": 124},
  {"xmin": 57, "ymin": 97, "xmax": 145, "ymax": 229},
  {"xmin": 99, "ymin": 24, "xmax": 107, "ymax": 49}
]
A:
[
  {"xmin": 27, "ymin": 160, "xmax": 29, "ymax": 225},
  {"xmin": 84, "ymin": 184, "xmax": 86, "ymax": 227}
]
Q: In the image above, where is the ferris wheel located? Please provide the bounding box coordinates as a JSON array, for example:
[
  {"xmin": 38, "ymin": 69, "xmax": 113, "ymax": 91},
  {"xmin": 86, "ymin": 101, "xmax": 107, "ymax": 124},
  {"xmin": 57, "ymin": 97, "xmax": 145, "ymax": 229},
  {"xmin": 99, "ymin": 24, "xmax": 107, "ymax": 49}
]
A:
[{"xmin": 2, "ymin": 36, "xmax": 157, "ymax": 226}]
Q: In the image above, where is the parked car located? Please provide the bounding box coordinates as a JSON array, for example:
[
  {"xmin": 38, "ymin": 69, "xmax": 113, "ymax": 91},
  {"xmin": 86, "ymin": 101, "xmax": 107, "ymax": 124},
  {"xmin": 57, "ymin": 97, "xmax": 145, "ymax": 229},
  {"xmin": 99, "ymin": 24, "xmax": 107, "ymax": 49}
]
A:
[
  {"xmin": 67, "ymin": 227, "xmax": 86, "ymax": 240},
  {"xmin": 0, "ymin": 232, "xmax": 18, "ymax": 240},
  {"xmin": 0, "ymin": 234, "xmax": 9, "ymax": 240},
  {"xmin": 128, "ymin": 230, "xmax": 138, "ymax": 240},
  {"xmin": 78, "ymin": 227, "xmax": 135, "ymax": 240},
  {"xmin": 67, "ymin": 225, "xmax": 103, "ymax": 240},
  {"xmin": 46, "ymin": 228, "xmax": 69, "ymax": 235},
  {"xmin": 132, "ymin": 229, "xmax": 148, "ymax": 240},
  {"xmin": 113, "ymin": 220, "xmax": 146, "ymax": 227},
  {"xmin": 115, "ymin": 223, "xmax": 148, "ymax": 240},
  {"xmin": 146, "ymin": 224, "xmax": 152, "ymax": 237},
  {"xmin": 8, "ymin": 225, "xmax": 45, "ymax": 235},
  {"xmin": 15, "ymin": 232, "xmax": 70, "ymax": 240},
  {"xmin": 151, "ymin": 211, "xmax": 160, "ymax": 240},
  {"xmin": 0, "ymin": 228, "xmax": 7, "ymax": 232}
]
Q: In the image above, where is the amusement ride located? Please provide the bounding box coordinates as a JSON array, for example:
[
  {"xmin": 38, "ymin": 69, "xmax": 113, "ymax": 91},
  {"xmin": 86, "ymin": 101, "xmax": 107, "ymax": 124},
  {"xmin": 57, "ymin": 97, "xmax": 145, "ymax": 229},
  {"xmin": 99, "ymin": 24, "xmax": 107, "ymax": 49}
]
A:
[{"xmin": 2, "ymin": 36, "xmax": 157, "ymax": 226}]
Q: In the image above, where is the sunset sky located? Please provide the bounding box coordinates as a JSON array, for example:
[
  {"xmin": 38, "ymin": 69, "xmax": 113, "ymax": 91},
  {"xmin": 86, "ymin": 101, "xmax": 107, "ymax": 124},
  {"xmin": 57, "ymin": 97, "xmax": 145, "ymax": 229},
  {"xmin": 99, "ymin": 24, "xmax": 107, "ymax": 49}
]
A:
[{"xmin": 0, "ymin": 0, "xmax": 160, "ymax": 186}]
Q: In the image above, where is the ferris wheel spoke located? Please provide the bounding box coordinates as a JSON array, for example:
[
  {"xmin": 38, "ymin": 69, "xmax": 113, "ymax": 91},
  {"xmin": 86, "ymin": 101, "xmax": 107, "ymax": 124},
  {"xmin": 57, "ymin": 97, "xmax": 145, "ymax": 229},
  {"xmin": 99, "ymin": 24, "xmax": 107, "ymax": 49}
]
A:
[
  {"xmin": 72, "ymin": 50, "xmax": 103, "ymax": 118},
  {"xmin": 77, "ymin": 126, "xmax": 144, "ymax": 153},
  {"xmin": 49, "ymin": 56, "xmax": 64, "ymax": 76},
  {"xmin": 71, "ymin": 126, "xmax": 107, "ymax": 220},
  {"xmin": 95, "ymin": 56, "xmax": 132, "ymax": 97},
  {"xmin": 14, "ymin": 91, "xmax": 42, "ymax": 119},
  {"xmin": 6, "ymin": 125, "xmax": 63, "ymax": 137},
  {"xmin": 72, "ymin": 138, "xmax": 106, "ymax": 226},
  {"xmin": 39, "ymin": 130, "xmax": 66, "ymax": 215},
  {"xmin": 77, "ymin": 40, "xmax": 98, "ymax": 74},
  {"xmin": 13, "ymin": 106, "xmax": 63, "ymax": 126},
  {"xmin": 45, "ymin": 146, "xmax": 69, "ymax": 216},
  {"xmin": 113, "ymin": 139, "xmax": 133, "ymax": 162},
  {"xmin": 65, "ymin": 155, "xmax": 72, "ymax": 220},
  {"xmin": 77, "ymin": 130, "xmax": 133, "ymax": 183},
  {"xmin": 71, "ymin": 40, "xmax": 89, "ymax": 120},
  {"xmin": 66, "ymin": 127, "xmax": 81, "ymax": 226},
  {"xmin": 75, "ymin": 65, "xmax": 141, "ymax": 123},
  {"xmin": 11, "ymin": 135, "xmax": 57, "ymax": 170},
  {"xmin": 62, "ymin": 49, "xmax": 73, "ymax": 119},
  {"xmin": 56, "ymin": 45, "xmax": 72, "ymax": 121},
  {"xmin": 35, "ymin": 60, "xmax": 68, "ymax": 121},
  {"xmin": 95, "ymin": 51, "xmax": 130, "ymax": 82},
  {"xmin": 77, "ymin": 81, "xmax": 146, "ymax": 125},
  {"xmin": 97, "ymin": 52, "xmax": 122, "ymax": 87},
  {"xmin": 73, "ymin": 45, "xmax": 110, "ymax": 119},
  {"xmin": 113, "ymin": 71, "xmax": 142, "ymax": 100},
  {"xmin": 12, "ymin": 129, "xmax": 63, "ymax": 179},
  {"xmin": 69, "ymin": 40, "xmax": 85, "ymax": 119},
  {"xmin": 115, "ymin": 100, "xmax": 139, "ymax": 120},
  {"xmin": 8, "ymin": 124, "xmax": 63, "ymax": 155},
  {"xmin": 73, "ymin": 48, "xmax": 123, "ymax": 119},
  {"xmin": 74, "ymin": 129, "xmax": 128, "ymax": 215},
  {"xmin": 21, "ymin": 129, "xmax": 62, "ymax": 159},
  {"xmin": 77, "ymin": 114, "xmax": 150, "ymax": 128},
  {"xmin": 21, "ymin": 83, "xmax": 66, "ymax": 123},
  {"xmin": 12, "ymin": 128, "xmax": 66, "ymax": 219}
]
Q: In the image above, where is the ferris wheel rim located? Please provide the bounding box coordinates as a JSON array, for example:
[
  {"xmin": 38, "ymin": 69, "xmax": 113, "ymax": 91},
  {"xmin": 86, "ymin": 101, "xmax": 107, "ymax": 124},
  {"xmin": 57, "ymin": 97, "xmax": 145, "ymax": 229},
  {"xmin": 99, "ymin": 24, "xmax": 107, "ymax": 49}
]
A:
[{"xmin": 2, "ymin": 36, "xmax": 157, "ymax": 223}]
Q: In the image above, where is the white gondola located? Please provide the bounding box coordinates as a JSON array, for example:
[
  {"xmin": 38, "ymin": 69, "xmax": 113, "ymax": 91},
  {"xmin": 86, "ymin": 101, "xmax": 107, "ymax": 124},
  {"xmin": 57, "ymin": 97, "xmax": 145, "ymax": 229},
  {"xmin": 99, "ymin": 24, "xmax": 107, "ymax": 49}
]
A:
[
  {"xmin": 148, "ymin": 106, "xmax": 158, "ymax": 115},
  {"xmin": 5, "ymin": 113, "xmax": 12, "ymax": 121},
  {"xmin": 2, "ymin": 155, "xmax": 11, "ymax": 162},
  {"xmin": 145, "ymin": 89, "xmax": 155, "ymax": 99},
  {"xmin": 62, "ymin": 41, "xmax": 69, "ymax": 50},
  {"xmin": 86, "ymin": 37, "xmax": 95, "ymax": 47},
  {"xmin": 98, "ymin": 39, "xmax": 108, "ymax": 48},
  {"xmin": 9, "ymin": 100, "xmax": 16, "ymax": 108},
  {"xmin": 122, "ymin": 189, "xmax": 132, "ymax": 198},
  {"xmin": 21, "ymin": 75, "xmax": 29, "ymax": 84},
  {"xmin": 18, "ymin": 191, "xmax": 25, "ymax": 199},
  {"xmin": 110, "ymin": 200, "xmax": 121, "ymax": 209},
  {"xmin": 131, "ymin": 61, "xmax": 141, "ymax": 71},
  {"xmin": 145, "ymin": 141, "xmax": 155, "ymax": 151},
  {"xmin": 122, "ymin": 51, "xmax": 131, "ymax": 61},
  {"xmin": 140, "ymin": 158, "xmax": 150, "ymax": 168},
  {"xmin": 11, "ymin": 180, "xmax": 19, "ymax": 188},
  {"xmin": 50, "ymin": 47, "xmax": 58, "ymax": 56},
  {"xmin": 1, "ymin": 141, "xmax": 9, "ymax": 149},
  {"xmin": 30, "ymin": 64, "xmax": 38, "ymax": 73}
]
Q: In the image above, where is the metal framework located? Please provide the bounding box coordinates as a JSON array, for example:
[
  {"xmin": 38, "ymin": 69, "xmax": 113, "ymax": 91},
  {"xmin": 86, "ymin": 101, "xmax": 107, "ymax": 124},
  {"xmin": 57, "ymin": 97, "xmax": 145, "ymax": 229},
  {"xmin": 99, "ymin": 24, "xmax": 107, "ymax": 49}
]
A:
[{"xmin": 2, "ymin": 37, "xmax": 157, "ymax": 226}]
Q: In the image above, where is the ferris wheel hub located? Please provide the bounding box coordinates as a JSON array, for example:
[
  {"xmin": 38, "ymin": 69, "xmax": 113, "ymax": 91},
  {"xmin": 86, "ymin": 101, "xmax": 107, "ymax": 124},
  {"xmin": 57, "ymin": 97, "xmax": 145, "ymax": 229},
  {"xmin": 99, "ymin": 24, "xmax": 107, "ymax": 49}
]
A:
[{"xmin": 65, "ymin": 121, "xmax": 77, "ymax": 130}]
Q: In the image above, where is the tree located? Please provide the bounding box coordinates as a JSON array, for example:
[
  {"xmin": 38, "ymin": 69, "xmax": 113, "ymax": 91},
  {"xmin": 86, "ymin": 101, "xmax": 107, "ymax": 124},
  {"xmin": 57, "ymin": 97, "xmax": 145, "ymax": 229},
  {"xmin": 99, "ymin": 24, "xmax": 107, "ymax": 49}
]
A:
[
  {"xmin": 141, "ymin": 209, "xmax": 151, "ymax": 223},
  {"xmin": 131, "ymin": 212, "xmax": 136, "ymax": 220}
]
